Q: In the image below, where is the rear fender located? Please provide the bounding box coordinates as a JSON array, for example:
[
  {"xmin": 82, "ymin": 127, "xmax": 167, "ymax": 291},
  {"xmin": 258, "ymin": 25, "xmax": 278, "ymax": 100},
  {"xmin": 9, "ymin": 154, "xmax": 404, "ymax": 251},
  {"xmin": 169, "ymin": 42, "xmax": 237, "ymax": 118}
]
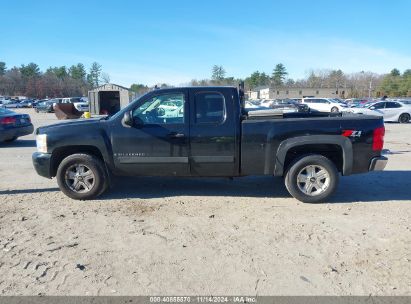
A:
[{"xmin": 274, "ymin": 135, "xmax": 353, "ymax": 176}]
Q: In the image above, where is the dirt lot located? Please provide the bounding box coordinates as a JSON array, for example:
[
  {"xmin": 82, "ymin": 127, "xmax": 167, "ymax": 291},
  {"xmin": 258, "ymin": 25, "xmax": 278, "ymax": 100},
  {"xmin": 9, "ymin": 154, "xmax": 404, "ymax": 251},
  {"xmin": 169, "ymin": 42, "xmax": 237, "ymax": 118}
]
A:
[{"xmin": 0, "ymin": 109, "xmax": 410, "ymax": 296}]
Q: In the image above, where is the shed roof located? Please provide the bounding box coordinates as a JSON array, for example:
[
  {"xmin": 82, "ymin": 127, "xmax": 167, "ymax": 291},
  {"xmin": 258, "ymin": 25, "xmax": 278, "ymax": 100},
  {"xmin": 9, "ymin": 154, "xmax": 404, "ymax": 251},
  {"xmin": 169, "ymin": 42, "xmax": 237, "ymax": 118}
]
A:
[{"xmin": 89, "ymin": 83, "xmax": 130, "ymax": 92}]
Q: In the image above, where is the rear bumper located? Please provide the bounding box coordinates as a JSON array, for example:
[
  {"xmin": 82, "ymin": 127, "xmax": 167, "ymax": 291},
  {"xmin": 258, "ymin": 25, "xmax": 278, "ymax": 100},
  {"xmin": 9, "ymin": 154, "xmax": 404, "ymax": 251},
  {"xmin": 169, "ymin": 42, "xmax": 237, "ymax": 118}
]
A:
[
  {"xmin": 32, "ymin": 152, "xmax": 53, "ymax": 178},
  {"xmin": 369, "ymin": 156, "xmax": 388, "ymax": 171},
  {"xmin": 0, "ymin": 124, "xmax": 34, "ymax": 141}
]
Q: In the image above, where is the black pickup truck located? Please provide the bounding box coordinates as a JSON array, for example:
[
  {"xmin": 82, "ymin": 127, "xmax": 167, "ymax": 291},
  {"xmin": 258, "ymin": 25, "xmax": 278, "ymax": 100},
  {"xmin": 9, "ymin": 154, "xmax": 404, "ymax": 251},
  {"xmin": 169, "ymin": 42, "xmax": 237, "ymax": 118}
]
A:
[{"xmin": 33, "ymin": 86, "xmax": 387, "ymax": 203}]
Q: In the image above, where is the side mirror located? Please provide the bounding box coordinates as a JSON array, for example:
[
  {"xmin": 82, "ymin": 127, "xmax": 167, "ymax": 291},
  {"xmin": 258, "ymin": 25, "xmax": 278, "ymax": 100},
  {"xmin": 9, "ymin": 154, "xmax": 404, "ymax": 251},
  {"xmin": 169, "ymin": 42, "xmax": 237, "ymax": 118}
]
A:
[{"xmin": 122, "ymin": 111, "xmax": 133, "ymax": 127}]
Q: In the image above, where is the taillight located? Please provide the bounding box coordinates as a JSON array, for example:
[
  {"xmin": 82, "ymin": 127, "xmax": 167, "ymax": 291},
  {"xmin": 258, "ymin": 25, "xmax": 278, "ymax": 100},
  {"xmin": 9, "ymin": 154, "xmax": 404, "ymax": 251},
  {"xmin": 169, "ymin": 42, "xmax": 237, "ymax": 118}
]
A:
[
  {"xmin": 373, "ymin": 126, "xmax": 385, "ymax": 151},
  {"xmin": 0, "ymin": 117, "xmax": 16, "ymax": 125}
]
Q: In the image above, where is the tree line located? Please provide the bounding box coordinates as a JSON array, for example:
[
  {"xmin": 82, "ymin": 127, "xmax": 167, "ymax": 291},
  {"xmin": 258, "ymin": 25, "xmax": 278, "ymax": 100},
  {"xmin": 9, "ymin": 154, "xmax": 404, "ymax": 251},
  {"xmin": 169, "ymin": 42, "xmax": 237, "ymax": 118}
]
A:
[
  {"xmin": 190, "ymin": 65, "xmax": 411, "ymax": 98},
  {"xmin": 1, "ymin": 60, "xmax": 410, "ymax": 98},
  {"xmin": 0, "ymin": 61, "xmax": 109, "ymax": 98}
]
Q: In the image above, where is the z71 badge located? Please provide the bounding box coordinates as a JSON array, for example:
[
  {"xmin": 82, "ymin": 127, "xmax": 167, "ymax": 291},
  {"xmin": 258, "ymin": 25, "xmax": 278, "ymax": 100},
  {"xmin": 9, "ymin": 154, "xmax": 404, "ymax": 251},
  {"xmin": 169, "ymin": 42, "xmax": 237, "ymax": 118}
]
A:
[{"xmin": 342, "ymin": 130, "xmax": 362, "ymax": 137}]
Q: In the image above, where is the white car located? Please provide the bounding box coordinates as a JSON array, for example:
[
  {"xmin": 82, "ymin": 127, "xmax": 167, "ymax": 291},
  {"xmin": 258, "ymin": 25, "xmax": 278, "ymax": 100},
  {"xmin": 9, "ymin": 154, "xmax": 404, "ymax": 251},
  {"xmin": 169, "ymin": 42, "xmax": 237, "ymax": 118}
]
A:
[
  {"xmin": 61, "ymin": 97, "xmax": 89, "ymax": 112},
  {"xmin": 0, "ymin": 100, "xmax": 23, "ymax": 108},
  {"xmin": 260, "ymin": 99, "xmax": 274, "ymax": 108},
  {"xmin": 244, "ymin": 101, "xmax": 260, "ymax": 109},
  {"xmin": 347, "ymin": 101, "xmax": 411, "ymax": 123},
  {"xmin": 301, "ymin": 98, "xmax": 347, "ymax": 113}
]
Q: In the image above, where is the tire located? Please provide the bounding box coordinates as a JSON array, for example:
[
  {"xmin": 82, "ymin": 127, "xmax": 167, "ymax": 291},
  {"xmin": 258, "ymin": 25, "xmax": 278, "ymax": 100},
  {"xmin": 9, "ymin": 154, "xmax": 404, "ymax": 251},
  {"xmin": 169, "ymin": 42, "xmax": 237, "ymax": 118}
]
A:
[
  {"xmin": 4, "ymin": 137, "xmax": 17, "ymax": 142},
  {"xmin": 56, "ymin": 153, "xmax": 108, "ymax": 200},
  {"xmin": 398, "ymin": 113, "xmax": 410, "ymax": 124},
  {"xmin": 285, "ymin": 154, "xmax": 339, "ymax": 203},
  {"xmin": 331, "ymin": 107, "xmax": 339, "ymax": 113}
]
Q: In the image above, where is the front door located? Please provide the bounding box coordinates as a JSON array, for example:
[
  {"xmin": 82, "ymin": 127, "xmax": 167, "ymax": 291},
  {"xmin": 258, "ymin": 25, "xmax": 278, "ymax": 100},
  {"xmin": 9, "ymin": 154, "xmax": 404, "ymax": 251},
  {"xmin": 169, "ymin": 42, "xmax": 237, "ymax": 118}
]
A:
[{"xmin": 111, "ymin": 90, "xmax": 190, "ymax": 176}]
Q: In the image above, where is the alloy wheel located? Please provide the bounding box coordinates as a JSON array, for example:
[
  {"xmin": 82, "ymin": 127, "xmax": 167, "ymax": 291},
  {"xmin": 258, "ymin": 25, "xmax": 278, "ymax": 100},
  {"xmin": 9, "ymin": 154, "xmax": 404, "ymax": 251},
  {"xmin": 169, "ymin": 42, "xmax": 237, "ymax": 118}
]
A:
[
  {"xmin": 64, "ymin": 164, "xmax": 95, "ymax": 193},
  {"xmin": 296, "ymin": 165, "xmax": 330, "ymax": 196}
]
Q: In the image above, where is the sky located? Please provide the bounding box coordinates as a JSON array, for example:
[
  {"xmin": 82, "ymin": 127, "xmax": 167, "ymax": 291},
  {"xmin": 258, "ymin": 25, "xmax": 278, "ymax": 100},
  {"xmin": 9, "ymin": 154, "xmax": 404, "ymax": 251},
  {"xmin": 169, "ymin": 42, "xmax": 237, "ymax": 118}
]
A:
[{"xmin": 1, "ymin": 0, "xmax": 411, "ymax": 86}]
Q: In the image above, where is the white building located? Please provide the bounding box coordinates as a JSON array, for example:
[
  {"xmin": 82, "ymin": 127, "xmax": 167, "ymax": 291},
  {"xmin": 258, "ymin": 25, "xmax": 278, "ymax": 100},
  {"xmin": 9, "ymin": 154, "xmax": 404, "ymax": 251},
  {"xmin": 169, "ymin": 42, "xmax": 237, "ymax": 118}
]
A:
[{"xmin": 248, "ymin": 87, "xmax": 348, "ymax": 100}]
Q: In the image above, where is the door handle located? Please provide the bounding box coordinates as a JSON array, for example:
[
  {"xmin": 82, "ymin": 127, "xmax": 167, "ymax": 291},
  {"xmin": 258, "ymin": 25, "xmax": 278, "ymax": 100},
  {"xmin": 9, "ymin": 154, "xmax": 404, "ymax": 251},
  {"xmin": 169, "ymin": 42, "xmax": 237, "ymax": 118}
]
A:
[{"xmin": 168, "ymin": 132, "xmax": 185, "ymax": 138}]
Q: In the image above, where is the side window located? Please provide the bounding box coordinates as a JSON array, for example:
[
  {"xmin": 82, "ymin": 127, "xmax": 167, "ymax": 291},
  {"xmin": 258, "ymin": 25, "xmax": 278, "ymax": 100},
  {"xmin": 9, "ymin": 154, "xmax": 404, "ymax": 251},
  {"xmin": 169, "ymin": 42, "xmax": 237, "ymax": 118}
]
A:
[
  {"xmin": 386, "ymin": 102, "xmax": 401, "ymax": 108},
  {"xmin": 304, "ymin": 99, "xmax": 312, "ymax": 103},
  {"xmin": 132, "ymin": 93, "xmax": 185, "ymax": 124},
  {"xmin": 373, "ymin": 102, "xmax": 385, "ymax": 109},
  {"xmin": 195, "ymin": 92, "xmax": 225, "ymax": 124}
]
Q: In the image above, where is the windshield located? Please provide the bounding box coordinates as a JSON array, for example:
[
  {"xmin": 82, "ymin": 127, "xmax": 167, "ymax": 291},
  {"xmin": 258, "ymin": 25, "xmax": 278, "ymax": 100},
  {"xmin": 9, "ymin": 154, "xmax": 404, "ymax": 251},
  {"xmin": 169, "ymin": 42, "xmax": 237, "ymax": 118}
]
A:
[
  {"xmin": 361, "ymin": 102, "xmax": 375, "ymax": 108},
  {"xmin": 109, "ymin": 91, "xmax": 152, "ymax": 120}
]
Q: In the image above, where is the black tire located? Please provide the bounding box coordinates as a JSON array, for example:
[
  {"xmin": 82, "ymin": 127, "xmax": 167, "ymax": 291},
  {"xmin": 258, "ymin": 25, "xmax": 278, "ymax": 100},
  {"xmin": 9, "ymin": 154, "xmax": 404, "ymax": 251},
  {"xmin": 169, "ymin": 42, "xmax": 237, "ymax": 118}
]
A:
[
  {"xmin": 398, "ymin": 113, "xmax": 410, "ymax": 124},
  {"xmin": 56, "ymin": 153, "xmax": 108, "ymax": 200},
  {"xmin": 4, "ymin": 137, "xmax": 17, "ymax": 142},
  {"xmin": 331, "ymin": 107, "xmax": 339, "ymax": 113},
  {"xmin": 285, "ymin": 154, "xmax": 339, "ymax": 203}
]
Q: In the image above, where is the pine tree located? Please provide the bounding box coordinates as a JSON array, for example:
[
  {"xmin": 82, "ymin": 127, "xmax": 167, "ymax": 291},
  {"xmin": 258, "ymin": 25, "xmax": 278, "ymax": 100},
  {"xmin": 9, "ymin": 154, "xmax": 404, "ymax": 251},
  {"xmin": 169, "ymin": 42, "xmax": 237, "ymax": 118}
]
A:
[{"xmin": 271, "ymin": 63, "xmax": 288, "ymax": 86}]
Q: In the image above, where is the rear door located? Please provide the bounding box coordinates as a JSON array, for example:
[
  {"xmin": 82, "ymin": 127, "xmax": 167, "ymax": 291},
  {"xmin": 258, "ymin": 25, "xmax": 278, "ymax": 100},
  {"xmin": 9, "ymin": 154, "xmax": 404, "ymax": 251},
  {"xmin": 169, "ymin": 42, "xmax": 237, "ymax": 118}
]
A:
[
  {"xmin": 188, "ymin": 88, "xmax": 240, "ymax": 176},
  {"xmin": 317, "ymin": 99, "xmax": 331, "ymax": 112},
  {"xmin": 381, "ymin": 101, "xmax": 402, "ymax": 121}
]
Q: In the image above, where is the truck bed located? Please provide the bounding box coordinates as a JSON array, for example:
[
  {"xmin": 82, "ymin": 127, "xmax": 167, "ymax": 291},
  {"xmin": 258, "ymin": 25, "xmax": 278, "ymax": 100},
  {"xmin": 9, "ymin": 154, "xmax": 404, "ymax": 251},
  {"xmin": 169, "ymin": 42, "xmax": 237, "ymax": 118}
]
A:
[{"xmin": 240, "ymin": 112, "xmax": 384, "ymax": 176}]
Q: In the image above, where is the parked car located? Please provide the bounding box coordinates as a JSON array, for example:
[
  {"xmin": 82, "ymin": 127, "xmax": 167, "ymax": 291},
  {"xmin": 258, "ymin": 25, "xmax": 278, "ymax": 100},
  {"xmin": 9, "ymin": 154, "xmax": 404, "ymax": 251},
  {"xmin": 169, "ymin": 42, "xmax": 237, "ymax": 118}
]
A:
[
  {"xmin": 274, "ymin": 99, "xmax": 310, "ymax": 112},
  {"xmin": 0, "ymin": 108, "xmax": 34, "ymax": 142},
  {"xmin": 32, "ymin": 99, "xmax": 49, "ymax": 108},
  {"xmin": 19, "ymin": 99, "xmax": 34, "ymax": 108},
  {"xmin": 244, "ymin": 101, "xmax": 260, "ymax": 109},
  {"xmin": 347, "ymin": 101, "xmax": 411, "ymax": 123},
  {"xmin": 61, "ymin": 97, "xmax": 89, "ymax": 112},
  {"xmin": 301, "ymin": 98, "xmax": 347, "ymax": 113},
  {"xmin": 1, "ymin": 99, "xmax": 23, "ymax": 108},
  {"xmin": 260, "ymin": 99, "xmax": 274, "ymax": 108},
  {"xmin": 33, "ymin": 86, "xmax": 387, "ymax": 204},
  {"xmin": 332, "ymin": 98, "xmax": 348, "ymax": 106},
  {"xmin": 35, "ymin": 100, "xmax": 56, "ymax": 113}
]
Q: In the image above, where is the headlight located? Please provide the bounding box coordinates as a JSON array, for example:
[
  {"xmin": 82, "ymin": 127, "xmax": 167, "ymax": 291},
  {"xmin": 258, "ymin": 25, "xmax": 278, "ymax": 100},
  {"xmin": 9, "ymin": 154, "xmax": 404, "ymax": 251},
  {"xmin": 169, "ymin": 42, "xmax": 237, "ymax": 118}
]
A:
[{"xmin": 36, "ymin": 134, "xmax": 47, "ymax": 153}]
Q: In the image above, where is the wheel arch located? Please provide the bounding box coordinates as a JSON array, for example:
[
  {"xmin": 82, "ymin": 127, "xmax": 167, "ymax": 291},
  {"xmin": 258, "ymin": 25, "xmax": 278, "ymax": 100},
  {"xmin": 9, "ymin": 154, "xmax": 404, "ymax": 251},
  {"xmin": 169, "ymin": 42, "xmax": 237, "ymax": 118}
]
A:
[
  {"xmin": 50, "ymin": 145, "xmax": 107, "ymax": 177},
  {"xmin": 274, "ymin": 135, "xmax": 353, "ymax": 176}
]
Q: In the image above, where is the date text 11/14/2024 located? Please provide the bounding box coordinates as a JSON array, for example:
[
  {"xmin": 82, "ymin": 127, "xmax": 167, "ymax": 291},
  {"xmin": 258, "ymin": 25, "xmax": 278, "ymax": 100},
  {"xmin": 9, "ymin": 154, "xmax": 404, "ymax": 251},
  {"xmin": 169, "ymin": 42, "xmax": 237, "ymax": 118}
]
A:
[{"xmin": 149, "ymin": 296, "xmax": 257, "ymax": 303}]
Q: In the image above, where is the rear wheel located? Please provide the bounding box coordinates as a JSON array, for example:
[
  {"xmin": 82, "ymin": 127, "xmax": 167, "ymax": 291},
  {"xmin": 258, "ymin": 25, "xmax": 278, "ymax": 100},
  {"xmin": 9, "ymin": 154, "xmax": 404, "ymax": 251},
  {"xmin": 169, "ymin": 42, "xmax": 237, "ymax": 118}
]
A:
[
  {"xmin": 56, "ymin": 153, "xmax": 108, "ymax": 200},
  {"xmin": 331, "ymin": 107, "xmax": 339, "ymax": 113},
  {"xmin": 398, "ymin": 113, "xmax": 410, "ymax": 123},
  {"xmin": 285, "ymin": 154, "xmax": 339, "ymax": 203}
]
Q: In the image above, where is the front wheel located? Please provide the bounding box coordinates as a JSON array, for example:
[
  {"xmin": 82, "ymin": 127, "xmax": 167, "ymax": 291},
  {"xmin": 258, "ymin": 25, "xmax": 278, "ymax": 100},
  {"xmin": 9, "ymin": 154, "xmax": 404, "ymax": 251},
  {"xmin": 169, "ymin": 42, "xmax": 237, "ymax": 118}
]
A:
[
  {"xmin": 331, "ymin": 107, "xmax": 339, "ymax": 113},
  {"xmin": 398, "ymin": 113, "xmax": 410, "ymax": 124},
  {"xmin": 56, "ymin": 153, "xmax": 108, "ymax": 200},
  {"xmin": 285, "ymin": 154, "xmax": 339, "ymax": 203}
]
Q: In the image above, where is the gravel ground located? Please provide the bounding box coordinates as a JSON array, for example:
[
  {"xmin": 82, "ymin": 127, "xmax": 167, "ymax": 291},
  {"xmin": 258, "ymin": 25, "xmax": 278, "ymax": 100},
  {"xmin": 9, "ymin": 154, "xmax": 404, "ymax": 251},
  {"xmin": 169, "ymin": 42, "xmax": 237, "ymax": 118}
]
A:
[{"xmin": 0, "ymin": 109, "xmax": 410, "ymax": 295}]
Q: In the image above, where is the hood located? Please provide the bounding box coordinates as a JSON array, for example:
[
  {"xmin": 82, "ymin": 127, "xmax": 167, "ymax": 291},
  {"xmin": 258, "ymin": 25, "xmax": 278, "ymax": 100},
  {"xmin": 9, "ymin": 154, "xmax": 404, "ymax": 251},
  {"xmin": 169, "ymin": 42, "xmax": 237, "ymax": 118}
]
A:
[{"xmin": 37, "ymin": 117, "xmax": 103, "ymax": 133}]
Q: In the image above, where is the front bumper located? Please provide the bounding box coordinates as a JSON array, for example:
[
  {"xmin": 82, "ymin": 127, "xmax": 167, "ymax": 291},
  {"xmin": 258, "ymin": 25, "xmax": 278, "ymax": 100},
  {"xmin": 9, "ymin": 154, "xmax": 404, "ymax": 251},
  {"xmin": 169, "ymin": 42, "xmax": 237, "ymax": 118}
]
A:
[
  {"xmin": 0, "ymin": 124, "xmax": 34, "ymax": 141},
  {"xmin": 32, "ymin": 152, "xmax": 53, "ymax": 178},
  {"xmin": 369, "ymin": 156, "xmax": 388, "ymax": 171}
]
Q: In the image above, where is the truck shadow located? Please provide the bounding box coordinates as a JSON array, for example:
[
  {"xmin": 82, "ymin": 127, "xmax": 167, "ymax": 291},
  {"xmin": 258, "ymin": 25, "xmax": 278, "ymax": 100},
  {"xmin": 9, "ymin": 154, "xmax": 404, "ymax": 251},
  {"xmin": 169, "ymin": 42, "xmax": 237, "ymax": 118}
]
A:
[{"xmin": 102, "ymin": 170, "xmax": 411, "ymax": 203}]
